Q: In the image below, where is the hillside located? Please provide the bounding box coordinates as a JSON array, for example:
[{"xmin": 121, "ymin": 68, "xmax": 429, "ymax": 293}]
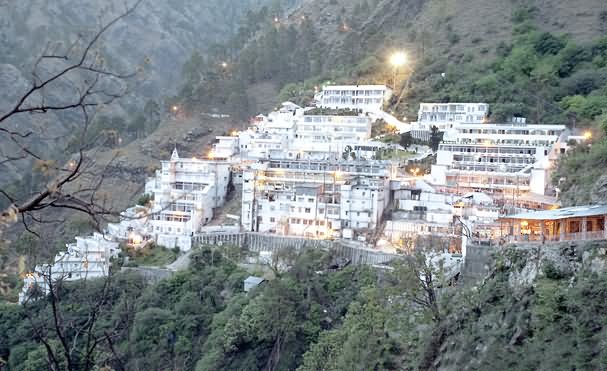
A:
[
  {"xmin": 0, "ymin": 0, "xmax": 274, "ymax": 189},
  {"xmin": 2, "ymin": 241, "xmax": 607, "ymax": 370}
]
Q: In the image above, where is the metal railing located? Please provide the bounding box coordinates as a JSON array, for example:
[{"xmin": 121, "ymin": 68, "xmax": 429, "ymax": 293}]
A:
[{"xmin": 507, "ymin": 231, "xmax": 607, "ymax": 244}]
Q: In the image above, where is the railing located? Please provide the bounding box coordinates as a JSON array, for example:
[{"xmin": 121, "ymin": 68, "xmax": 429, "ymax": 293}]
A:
[{"xmin": 507, "ymin": 231, "xmax": 607, "ymax": 244}]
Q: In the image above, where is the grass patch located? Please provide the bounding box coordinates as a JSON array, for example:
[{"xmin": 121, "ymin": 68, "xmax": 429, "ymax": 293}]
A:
[
  {"xmin": 129, "ymin": 245, "xmax": 177, "ymax": 267},
  {"xmin": 378, "ymin": 149, "xmax": 415, "ymax": 161}
]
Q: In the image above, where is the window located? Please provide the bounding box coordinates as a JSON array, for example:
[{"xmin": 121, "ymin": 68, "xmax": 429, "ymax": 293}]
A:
[
  {"xmin": 305, "ymin": 208, "xmax": 311, "ymax": 213},
  {"xmin": 270, "ymin": 217, "xmax": 276, "ymax": 223},
  {"xmin": 308, "ymin": 198, "xmax": 314, "ymax": 203}
]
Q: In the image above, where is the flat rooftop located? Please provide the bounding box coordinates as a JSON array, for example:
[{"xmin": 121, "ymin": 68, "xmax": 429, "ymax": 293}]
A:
[
  {"xmin": 503, "ymin": 204, "xmax": 607, "ymax": 221},
  {"xmin": 322, "ymin": 85, "xmax": 389, "ymax": 90}
]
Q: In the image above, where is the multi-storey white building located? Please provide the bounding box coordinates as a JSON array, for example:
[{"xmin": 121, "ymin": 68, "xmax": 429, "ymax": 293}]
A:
[
  {"xmin": 239, "ymin": 102, "xmax": 378, "ymax": 161},
  {"xmin": 19, "ymin": 233, "xmax": 119, "ymax": 304},
  {"xmin": 241, "ymin": 159, "xmax": 395, "ymax": 240},
  {"xmin": 410, "ymin": 103, "xmax": 490, "ymax": 141},
  {"xmin": 418, "ymin": 103, "xmax": 489, "ymax": 127},
  {"xmin": 314, "ymin": 85, "xmax": 392, "ymax": 113},
  {"xmin": 144, "ymin": 148, "xmax": 231, "ymax": 249},
  {"xmin": 430, "ymin": 120, "xmax": 569, "ymax": 196}
]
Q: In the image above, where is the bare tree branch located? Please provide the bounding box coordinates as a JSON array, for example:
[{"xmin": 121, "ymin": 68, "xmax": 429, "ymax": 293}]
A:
[{"xmin": 0, "ymin": 0, "xmax": 144, "ymax": 233}]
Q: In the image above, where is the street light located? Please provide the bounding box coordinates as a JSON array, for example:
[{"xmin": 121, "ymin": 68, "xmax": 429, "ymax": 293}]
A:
[
  {"xmin": 584, "ymin": 131, "xmax": 592, "ymax": 140},
  {"xmin": 390, "ymin": 51, "xmax": 407, "ymax": 89},
  {"xmin": 390, "ymin": 51, "xmax": 407, "ymax": 68}
]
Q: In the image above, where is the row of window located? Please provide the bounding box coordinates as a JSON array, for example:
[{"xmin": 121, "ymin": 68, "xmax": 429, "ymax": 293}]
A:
[
  {"xmin": 289, "ymin": 219, "xmax": 329, "ymax": 226},
  {"xmin": 174, "ymin": 182, "xmax": 207, "ymax": 191},
  {"xmin": 323, "ymin": 98, "xmax": 383, "ymax": 105},
  {"xmin": 324, "ymin": 90, "xmax": 385, "ymax": 96},
  {"xmin": 421, "ymin": 104, "xmax": 487, "ymax": 112},
  {"xmin": 440, "ymin": 145, "xmax": 538, "ymax": 155}
]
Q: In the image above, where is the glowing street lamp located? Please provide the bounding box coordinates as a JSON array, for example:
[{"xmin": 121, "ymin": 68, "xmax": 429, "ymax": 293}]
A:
[
  {"xmin": 390, "ymin": 51, "xmax": 407, "ymax": 68},
  {"xmin": 172, "ymin": 105, "xmax": 179, "ymax": 113},
  {"xmin": 584, "ymin": 131, "xmax": 592, "ymax": 140},
  {"xmin": 221, "ymin": 62, "xmax": 228, "ymax": 69},
  {"xmin": 389, "ymin": 51, "xmax": 407, "ymax": 89}
]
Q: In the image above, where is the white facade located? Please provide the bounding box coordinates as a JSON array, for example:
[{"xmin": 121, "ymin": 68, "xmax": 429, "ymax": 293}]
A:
[
  {"xmin": 315, "ymin": 85, "xmax": 392, "ymax": 113},
  {"xmin": 239, "ymin": 102, "xmax": 379, "ymax": 161},
  {"xmin": 106, "ymin": 206, "xmax": 151, "ymax": 244},
  {"xmin": 241, "ymin": 159, "xmax": 394, "ymax": 240},
  {"xmin": 144, "ymin": 148, "xmax": 231, "ymax": 250},
  {"xmin": 213, "ymin": 136, "xmax": 239, "ymax": 159},
  {"xmin": 418, "ymin": 103, "xmax": 489, "ymax": 127},
  {"xmin": 19, "ymin": 233, "xmax": 119, "ymax": 304},
  {"xmin": 430, "ymin": 121, "xmax": 568, "ymax": 196}
]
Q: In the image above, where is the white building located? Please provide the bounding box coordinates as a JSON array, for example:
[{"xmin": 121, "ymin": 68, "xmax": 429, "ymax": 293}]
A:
[
  {"xmin": 411, "ymin": 103, "xmax": 489, "ymax": 141},
  {"xmin": 429, "ymin": 120, "xmax": 569, "ymax": 196},
  {"xmin": 144, "ymin": 148, "xmax": 232, "ymax": 250},
  {"xmin": 418, "ymin": 103, "xmax": 489, "ymax": 127},
  {"xmin": 106, "ymin": 206, "xmax": 151, "ymax": 244},
  {"xmin": 212, "ymin": 136, "xmax": 239, "ymax": 159},
  {"xmin": 241, "ymin": 159, "xmax": 395, "ymax": 240},
  {"xmin": 239, "ymin": 102, "xmax": 379, "ymax": 161},
  {"xmin": 314, "ymin": 85, "xmax": 392, "ymax": 113},
  {"xmin": 19, "ymin": 233, "xmax": 119, "ymax": 304}
]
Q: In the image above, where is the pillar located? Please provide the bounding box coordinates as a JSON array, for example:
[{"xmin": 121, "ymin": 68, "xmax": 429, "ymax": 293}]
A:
[
  {"xmin": 582, "ymin": 217, "xmax": 587, "ymax": 240},
  {"xmin": 540, "ymin": 222, "xmax": 545, "ymax": 242},
  {"xmin": 560, "ymin": 220, "xmax": 565, "ymax": 241}
]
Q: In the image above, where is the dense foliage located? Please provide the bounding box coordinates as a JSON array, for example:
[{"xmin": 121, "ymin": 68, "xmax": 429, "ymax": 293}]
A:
[
  {"xmin": 5, "ymin": 242, "xmax": 607, "ymax": 370},
  {"xmin": 0, "ymin": 247, "xmax": 389, "ymax": 370}
]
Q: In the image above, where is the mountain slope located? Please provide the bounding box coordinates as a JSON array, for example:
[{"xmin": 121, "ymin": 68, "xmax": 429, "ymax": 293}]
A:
[{"xmin": 0, "ymin": 0, "xmax": 273, "ymax": 192}]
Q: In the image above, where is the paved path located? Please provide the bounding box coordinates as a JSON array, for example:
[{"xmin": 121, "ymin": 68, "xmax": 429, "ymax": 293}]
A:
[{"xmin": 166, "ymin": 250, "xmax": 194, "ymax": 271}]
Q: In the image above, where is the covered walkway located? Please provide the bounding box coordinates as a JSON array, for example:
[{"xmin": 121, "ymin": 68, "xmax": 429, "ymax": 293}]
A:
[{"xmin": 500, "ymin": 205, "xmax": 607, "ymax": 243}]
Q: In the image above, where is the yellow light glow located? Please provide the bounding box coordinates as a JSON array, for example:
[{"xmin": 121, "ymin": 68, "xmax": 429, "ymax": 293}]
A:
[
  {"xmin": 584, "ymin": 131, "xmax": 592, "ymax": 140},
  {"xmin": 221, "ymin": 62, "xmax": 228, "ymax": 68},
  {"xmin": 128, "ymin": 232, "xmax": 142, "ymax": 245},
  {"xmin": 389, "ymin": 51, "xmax": 407, "ymax": 67},
  {"xmin": 208, "ymin": 150, "xmax": 215, "ymax": 159},
  {"xmin": 334, "ymin": 170, "xmax": 342, "ymax": 179},
  {"xmin": 172, "ymin": 105, "xmax": 178, "ymax": 112}
]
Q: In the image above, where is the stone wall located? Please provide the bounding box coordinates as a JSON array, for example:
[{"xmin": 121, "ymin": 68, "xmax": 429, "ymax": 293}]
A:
[
  {"xmin": 193, "ymin": 232, "xmax": 400, "ymax": 266},
  {"xmin": 461, "ymin": 243, "xmax": 498, "ymax": 285}
]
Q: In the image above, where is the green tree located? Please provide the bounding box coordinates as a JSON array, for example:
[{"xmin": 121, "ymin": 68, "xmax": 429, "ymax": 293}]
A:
[
  {"xmin": 429, "ymin": 125, "xmax": 443, "ymax": 152},
  {"xmin": 400, "ymin": 132, "xmax": 413, "ymax": 150}
]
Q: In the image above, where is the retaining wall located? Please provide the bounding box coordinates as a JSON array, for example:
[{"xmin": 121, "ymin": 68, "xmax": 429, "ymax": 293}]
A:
[{"xmin": 193, "ymin": 232, "xmax": 400, "ymax": 266}]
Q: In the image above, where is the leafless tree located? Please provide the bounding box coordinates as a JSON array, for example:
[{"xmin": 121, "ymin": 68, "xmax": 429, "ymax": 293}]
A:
[
  {"xmin": 22, "ymin": 265, "xmax": 139, "ymax": 371},
  {"xmin": 0, "ymin": 0, "xmax": 144, "ymax": 236}
]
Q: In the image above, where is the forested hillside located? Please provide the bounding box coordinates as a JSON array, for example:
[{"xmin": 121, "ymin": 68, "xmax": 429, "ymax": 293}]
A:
[{"xmin": 3, "ymin": 243, "xmax": 607, "ymax": 370}]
